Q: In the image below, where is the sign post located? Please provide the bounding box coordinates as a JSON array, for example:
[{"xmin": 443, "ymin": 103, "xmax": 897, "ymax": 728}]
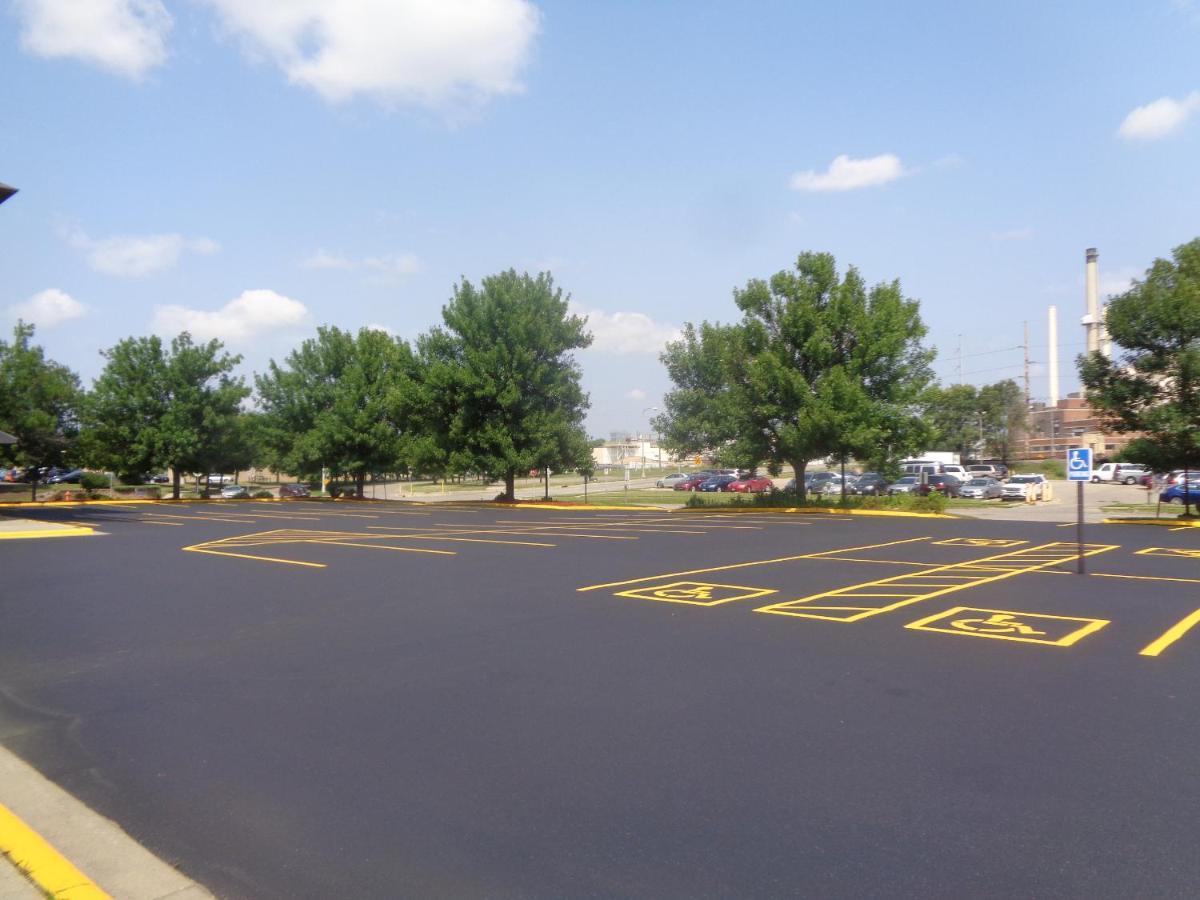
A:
[{"xmin": 1067, "ymin": 448, "xmax": 1092, "ymax": 574}]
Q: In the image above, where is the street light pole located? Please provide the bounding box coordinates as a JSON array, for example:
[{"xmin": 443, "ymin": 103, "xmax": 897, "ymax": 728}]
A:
[{"xmin": 641, "ymin": 406, "xmax": 659, "ymax": 478}]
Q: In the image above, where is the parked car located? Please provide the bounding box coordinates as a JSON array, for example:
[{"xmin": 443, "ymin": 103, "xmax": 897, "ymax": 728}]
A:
[
  {"xmin": 279, "ymin": 483, "xmax": 311, "ymax": 498},
  {"xmin": 674, "ymin": 474, "xmax": 711, "ymax": 491},
  {"xmin": 149, "ymin": 473, "xmax": 170, "ymax": 484},
  {"xmin": 941, "ymin": 464, "xmax": 971, "ymax": 484},
  {"xmin": 1002, "ymin": 474, "xmax": 1047, "ymax": 500},
  {"xmin": 917, "ymin": 474, "xmax": 962, "ymax": 497},
  {"xmin": 888, "ymin": 476, "xmax": 921, "ymax": 495},
  {"xmin": 729, "ymin": 475, "xmax": 774, "ymax": 493},
  {"xmin": 1160, "ymin": 481, "xmax": 1200, "ymax": 505},
  {"xmin": 697, "ymin": 474, "xmax": 738, "ymax": 492},
  {"xmin": 959, "ymin": 477, "xmax": 1003, "ymax": 500},
  {"xmin": 219, "ymin": 484, "xmax": 249, "ymax": 499},
  {"xmin": 656, "ymin": 472, "xmax": 690, "ymax": 489},
  {"xmin": 965, "ymin": 464, "xmax": 1000, "ymax": 480},
  {"xmin": 849, "ymin": 473, "xmax": 890, "ymax": 496},
  {"xmin": 1091, "ymin": 463, "xmax": 1149, "ymax": 485},
  {"xmin": 45, "ymin": 468, "xmax": 83, "ymax": 484},
  {"xmin": 206, "ymin": 473, "xmax": 235, "ymax": 484}
]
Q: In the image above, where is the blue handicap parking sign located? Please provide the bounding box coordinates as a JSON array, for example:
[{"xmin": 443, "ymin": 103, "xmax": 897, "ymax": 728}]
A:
[{"xmin": 1067, "ymin": 447, "xmax": 1092, "ymax": 481}]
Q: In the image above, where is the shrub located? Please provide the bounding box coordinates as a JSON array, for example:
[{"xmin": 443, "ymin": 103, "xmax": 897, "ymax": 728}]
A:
[
  {"xmin": 252, "ymin": 490, "xmax": 274, "ymax": 499},
  {"xmin": 80, "ymin": 472, "xmax": 109, "ymax": 490}
]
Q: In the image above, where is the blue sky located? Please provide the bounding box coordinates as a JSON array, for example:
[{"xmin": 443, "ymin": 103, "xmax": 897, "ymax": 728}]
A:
[{"xmin": 2, "ymin": 0, "xmax": 1199, "ymax": 437}]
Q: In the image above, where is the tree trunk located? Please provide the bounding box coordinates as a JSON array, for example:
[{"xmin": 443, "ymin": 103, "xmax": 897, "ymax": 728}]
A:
[
  {"xmin": 30, "ymin": 474, "xmax": 38, "ymax": 503},
  {"xmin": 356, "ymin": 470, "xmax": 366, "ymax": 499},
  {"xmin": 504, "ymin": 470, "xmax": 516, "ymax": 502},
  {"xmin": 173, "ymin": 469, "xmax": 182, "ymax": 500},
  {"xmin": 791, "ymin": 459, "xmax": 808, "ymax": 502},
  {"xmin": 543, "ymin": 468, "xmax": 550, "ymax": 500}
]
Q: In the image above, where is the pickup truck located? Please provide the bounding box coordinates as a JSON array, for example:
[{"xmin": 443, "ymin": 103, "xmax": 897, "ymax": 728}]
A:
[{"xmin": 1091, "ymin": 463, "xmax": 1148, "ymax": 485}]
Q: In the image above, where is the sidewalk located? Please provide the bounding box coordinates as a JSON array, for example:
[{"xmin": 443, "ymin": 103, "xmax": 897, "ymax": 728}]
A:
[
  {"xmin": 953, "ymin": 480, "xmax": 1169, "ymax": 524},
  {"xmin": 0, "ymin": 517, "xmax": 95, "ymax": 539}
]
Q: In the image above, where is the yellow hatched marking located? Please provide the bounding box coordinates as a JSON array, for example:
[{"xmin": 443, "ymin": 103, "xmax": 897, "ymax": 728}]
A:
[
  {"xmin": 577, "ymin": 537, "xmax": 931, "ymax": 592},
  {"xmin": 755, "ymin": 542, "xmax": 1119, "ymax": 623},
  {"xmin": 1135, "ymin": 547, "xmax": 1200, "ymax": 559}
]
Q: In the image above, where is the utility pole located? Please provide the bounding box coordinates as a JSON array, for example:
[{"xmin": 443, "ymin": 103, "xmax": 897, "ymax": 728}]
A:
[{"xmin": 1022, "ymin": 320, "xmax": 1031, "ymax": 409}]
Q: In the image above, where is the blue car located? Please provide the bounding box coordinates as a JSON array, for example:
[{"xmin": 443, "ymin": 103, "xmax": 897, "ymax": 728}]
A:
[
  {"xmin": 697, "ymin": 474, "xmax": 737, "ymax": 492},
  {"xmin": 1160, "ymin": 481, "xmax": 1200, "ymax": 505}
]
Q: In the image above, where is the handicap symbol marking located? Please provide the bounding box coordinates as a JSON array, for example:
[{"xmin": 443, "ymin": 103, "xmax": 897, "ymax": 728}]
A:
[
  {"xmin": 1067, "ymin": 447, "xmax": 1093, "ymax": 482},
  {"xmin": 905, "ymin": 606, "xmax": 1109, "ymax": 647},
  {"xmin": 1136, "ymin": 547, "xmax": 1200, "ymax": 560},
  {"xmin": 948, "ymin": 613, "xmax": 1045, "ymax": 635},
  {"xmin": 934, "ymin": 538, "xmax": 1028, "ymax": 549},
  {"xmin": 614, "ymin": 581, "xmax": 778, "ymax": 606}
]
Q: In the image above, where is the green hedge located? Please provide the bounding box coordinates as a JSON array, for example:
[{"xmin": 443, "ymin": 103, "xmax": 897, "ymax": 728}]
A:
[{"xmin": 685, "ymin": 490, "xmax": 948, "ymax": 513}]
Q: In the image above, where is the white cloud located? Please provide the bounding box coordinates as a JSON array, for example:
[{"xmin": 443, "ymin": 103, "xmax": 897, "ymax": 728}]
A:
[
  {"xmin": 301, "ymin": 249, "xmax": 422, "ymax": 282},
  {"xmin": 789, "ymin": 154, "xmax": 907, "ymax": 192},
  {"xmin": 1118, "ymin": 92, "xmax": 1200, "ymax": 140},
  {"xmin": 571, "ymin": 302, "xmax": 681, "ymax": 355},
  {"xmin": 203, "ymin": 0, "xmax": 540, "ymax": 109},
  {"xmin": 9, "ymin": 288, "xmax": 87, "ymax": 327},
  {"xmin": 991, "ymin": 227, "xmax": 1034, "ymax": 241},
  {"xmin": 67, "ymin": 229, "xmax": 219, "ymax": 278},
  {"xmin": 153, "ymin": 289, "xmax": 308, "ymax": 342},
  {"xmin": 625, "ymin": 388, "xmax": 647, "ymax": 400},
  {"xmin": 13, "ymin": 0, "xmax": 171, "ymax": 79}
]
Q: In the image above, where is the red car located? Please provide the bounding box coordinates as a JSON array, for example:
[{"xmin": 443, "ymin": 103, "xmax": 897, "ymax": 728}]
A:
[
  {"xmin": 673, "ymin": 474, "xmax": 711, "ymax": 491},
  {"xmin": 729, "ymin": 476, "xmax": 774, "ymax": 493}
]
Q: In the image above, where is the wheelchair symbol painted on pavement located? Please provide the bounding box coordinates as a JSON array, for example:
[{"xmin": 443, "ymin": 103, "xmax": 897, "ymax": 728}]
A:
[
  {"xmin": 905, "ymin": 606, "xmax": 1109, "ymax": 647},
  {"xmin": 614, "ymin": 581, "xmax": 778, "ymax": 606}
]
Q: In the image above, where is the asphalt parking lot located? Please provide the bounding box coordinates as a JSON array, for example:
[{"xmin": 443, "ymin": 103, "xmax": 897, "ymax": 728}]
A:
[{"xmin": 3, "ymin": 501, "xmax": 1200, "ymax": 898}]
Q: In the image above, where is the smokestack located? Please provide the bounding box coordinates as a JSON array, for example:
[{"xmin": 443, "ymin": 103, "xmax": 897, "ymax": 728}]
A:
[
  {"xmin": 1048, "ymin": 305, "xmax": 1060, "ymax": 406},
  {"xmin": 1084, "ymin": 248, "xmax": 1100, "ymax": 354},
  {"xmin": 1100, "ymin": 304, "xmax": 1114, "ymax": 359}
]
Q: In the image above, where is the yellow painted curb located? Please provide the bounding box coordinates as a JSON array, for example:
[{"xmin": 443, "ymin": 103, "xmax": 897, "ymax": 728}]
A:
[
  {"xmin": 1103, "ymin": 517, "xmax": 1200, "ymax": 527},
  {"xmin": 0, "ymin": 802, "xmax": 111, "ymax": 899},
  {"xmin": 673, "ymin": 505, "xmax": 954, "ymax": 519},
  {"xmin": 0, "ymin": 526, "xmax": 94, "ymax": 540}
]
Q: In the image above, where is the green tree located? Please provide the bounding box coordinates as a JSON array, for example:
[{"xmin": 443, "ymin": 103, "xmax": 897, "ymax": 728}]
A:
[
  {"xmin": 257, "ymin": 327, "xmax": 418, "ymax": 498},
  {"xmin": 81, "ymin": 333, "xmax": 249, "ymax": 499},
  {"xmin": 1079, "ymin": 237, "xmax": 1200, "ymax": 512},
  {"xmin": 0, "ymin": 322, "xmax": 81, "ymax": 500},
  {"xmin": 417, "ymin": 270, "xmax": 592, "ymax": 501},
  {"xmin": 977, "ymin": 379, "xmax": 1026, "ymax": 464},
  {"xmin": 656, "ymin": 252, "xmax": 934, "ymax": 497},
  {"xmin": 923, "ymin": 384, "xmax": 980, "ymax": 459}
]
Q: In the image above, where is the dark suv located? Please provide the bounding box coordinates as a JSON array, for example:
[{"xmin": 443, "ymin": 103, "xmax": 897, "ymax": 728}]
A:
[{"xmin": 279, "ymin": 483, "xmax": 311, "ymax": 498}]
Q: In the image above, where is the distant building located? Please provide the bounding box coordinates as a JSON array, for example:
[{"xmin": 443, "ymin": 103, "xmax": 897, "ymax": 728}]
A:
[
  {"xmin": 1025, "ymin": 392, "xmax": 1137, "ymax": 459},
  {"xmin": 591, "ymin": 435, "xmax": 677, "ymax": 469}
]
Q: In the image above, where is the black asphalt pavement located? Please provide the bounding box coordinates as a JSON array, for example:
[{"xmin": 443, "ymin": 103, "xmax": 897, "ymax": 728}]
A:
[{"xmin": 2, "ymin": 500, "xmax": 1200, "ymax": 898}]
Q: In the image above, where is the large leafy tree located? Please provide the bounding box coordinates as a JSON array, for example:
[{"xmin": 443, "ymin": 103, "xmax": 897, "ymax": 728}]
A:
[
  {"xmin": 81, "ymin": 333, "xmax": 249, "ymax": 499},
  {"xmin": 417, "ymin": 270, "xmax": 592, "ymax": 501},
  {"xmin": 977, "ymin": 379, "xmax": 1026, "ymax": 464},
  {"xmin": 1079, "ymin": 237, "xmax": 1200, "ymax": 512},
  {"xmin": 923, "ymin": 384, "xmax": 981, "ymax": 459},
  {"xmin": 257, "ymin": 326, "xmax": 419, "ymax": 497},
  {"xmin": 657, "ymin": 252, "xmax": 934, "ymax": 495},
  {"xmin": 0, "ymin": 322, "xmax": 81, "ymax": 499}
]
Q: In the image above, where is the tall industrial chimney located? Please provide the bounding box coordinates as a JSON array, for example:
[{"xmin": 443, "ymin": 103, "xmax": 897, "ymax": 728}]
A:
[
  {"xmin": 1048, "ymin": 305, "xmax": 1060, "ymax": 405},
  {"xmin": 1084, "ymin": 248, "xmax": 1100, "ymax": 354}
]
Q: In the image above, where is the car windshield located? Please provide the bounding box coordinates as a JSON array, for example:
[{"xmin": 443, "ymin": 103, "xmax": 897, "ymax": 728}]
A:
[
  {"xmin": 967, "ymin": 479, "xmax": 990, "ymax": 485},
  {"xmin": 896, "ymin": 477, "xmax": 916, "ymax": 484},
  {"xmin": 1010, "ymin": 476, "xmax": 1035, "ymax": 483}
]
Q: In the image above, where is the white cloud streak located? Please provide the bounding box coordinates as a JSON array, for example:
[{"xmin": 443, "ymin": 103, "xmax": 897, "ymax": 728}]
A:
[
  {"xmin": 203, "ymin": 0, "xmax": 540, "ymax": 109},
  {"xmin": 301, "ymin": 249, "xmax": 422, "ymax": 281},
  {"xmin": 1118, "ymin": 92, "xmax": 1200, "ymax": 141},
  {"xmin": 153, "ymin": 289, "xmax": 308, "ymax": 342},
  {"xmin": 9, "ymin": 288, "xmax": 87, "ymax": 327},
  {"xmin": 571, "ymin": 302, "xmax": 681, "ymax": 355},
  {"xmin": 67, "ymin": 229, "xmax": 219, "ymax": 278},
  {"xmin": 790, "ymin": 154, "xmax": 907, "ymax": 192},
  {"xmin": 13, "ymin": 0, "xmax": 171, "ymax": 79}
]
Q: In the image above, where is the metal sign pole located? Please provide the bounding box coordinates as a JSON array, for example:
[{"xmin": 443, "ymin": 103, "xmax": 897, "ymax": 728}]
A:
[{"xmin": 1077, "ymin": 481, "xmax": 1085, "ymax": 575}]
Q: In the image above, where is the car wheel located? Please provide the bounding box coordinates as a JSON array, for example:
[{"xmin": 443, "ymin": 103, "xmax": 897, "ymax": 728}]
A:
[
  {"xmin": 1123, "ymin": 476, "xmax": 1136, "ymax": 485},
  {"xmin": 1168, "ymin": 496, "xmax": 1184, "ymax": 505},
  {"xmin": 1091, "ymin": 476, "xmax": 1100, "ymax": 483}
]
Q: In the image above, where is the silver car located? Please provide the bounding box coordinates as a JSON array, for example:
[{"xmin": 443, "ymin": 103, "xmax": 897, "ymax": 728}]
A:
[
  {"xmin": 888, "ymin": 476, "xmax": 920, "ymax": 495},
  {"xmin": 656, "ymin": 473, "xmax": 690, "ymax": 488},
  {"xmin": 959, "ymin": 477, "xmax": 1002, "ymax": 500}
]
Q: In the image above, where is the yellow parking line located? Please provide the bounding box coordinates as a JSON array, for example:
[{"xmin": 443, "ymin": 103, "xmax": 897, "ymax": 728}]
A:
[
  {"xmin": 577, "ymin": 536, "xmax": 931, "ymax": 592},
  {"xmin": 0, "ymin": 802, "xmax": 111, "ymax": 899},
  {"xmin": 1091, "ymin": 572, "xmax": 1200, "ymax": 585},
  {"xmin": 314, "ymin": 540, "xmax": 456, "ymax": 556},
  {"xmin": 140, "ymin": 519, "xmax": 183, "ymax": 526},
  {"xmin": 1139, "ymin": 607, "xmax": 1200, "ymax": 657},
  {"xmin": 182, "ymin": 546, "xmax": 328, "ymax": 568}
]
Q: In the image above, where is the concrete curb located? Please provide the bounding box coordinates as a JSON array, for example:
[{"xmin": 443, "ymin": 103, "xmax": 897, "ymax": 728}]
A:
[
  {"xmin": 0, "ymin": 748, "xmax": 214, "ymax": 899},
  {"xmin": 0, "ymin": 519, "xmax": 95, "ymax": 540}
]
